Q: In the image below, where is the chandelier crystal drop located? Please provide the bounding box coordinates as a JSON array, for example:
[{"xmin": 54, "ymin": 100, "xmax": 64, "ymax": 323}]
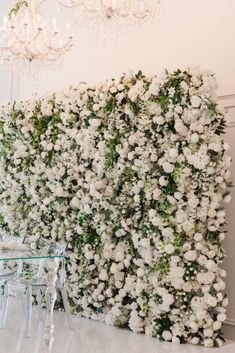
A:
[
  {"xmin": 0, "ymin": 0, "xmax": 74, "ymax": 66},
  {"xmin": 59, "ymin": 0, "xmax": 161, "ymax": 34}
]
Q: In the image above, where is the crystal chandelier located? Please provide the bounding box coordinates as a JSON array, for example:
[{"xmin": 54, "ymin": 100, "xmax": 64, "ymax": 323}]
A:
[
  {"xmin": 0, "ymin": 0, "xmax": 74, "ymax": 66},
  {"xmin": 59, "ymin": 0, "xmax": 161, "ymax": 34}
]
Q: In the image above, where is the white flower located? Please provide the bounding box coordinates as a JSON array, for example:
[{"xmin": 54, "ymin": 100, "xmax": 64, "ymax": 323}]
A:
[
  {"xmin": 191, "ymin": 337, "xmax": 200, "ymax": 345},
  {"xmin": 54, "ymin": 186, "xmax": 64, "ymax": 197},
  {"xmin": 204, "ymin": 329, "xmax": 213, "ymax": 337},
  {"xmin": 184, "ymin": 250, "xmax": 197, "ymax": 262},
  {"xmin": 204, "ymin": 294, "xmax": 217, "ymax": 307},
  {"xmin": 217, "ymin": 313, "xmax": 226, "ymax": 322},
  {"xmin": 182, "ymin": 220, "xmax": 194, "ymax": 234},
  {"xmin": 159, "ymin": 176, "xmax": 168, "ymax": 186},
  {"xmin": 153, "ymin": 115, "xmax": 164, "ymax": 125},
  {"xmin": 162, "ymin": 162, "xmax": 174, "ymax": 173},
  {"xmin": 70, "ymin": 197, "xmax": 79, "ymax": 208},
  {"xmin": 223, "ymin": 194, "xmax": 231, "ymax": 203},
  {"xmin": 165, "ymin": 244, "xmax": 175, "ymax": 254},
  {"xmin": 169, "ymin": 148, "xmax": 178, "ymax": 158},
  {"xmin": 190, "ymin": 95, "xmax": 201, "ymax": 108},
  {"xmin": 213, "ymin": 321, "xmax": 222, "ymax": 331},
  {"xmin": 190, "ymin": 322, "xmax": 199, "ymax": 332},
  {"xmin": 90, "ymin": 118, "xmax": 101, "ymax": 127},
  {"xmin": 205, "ymin": 260, "xmax": 217, "ymax": 272},
  {"xmin": 174, "ymin": 119, "xmax": 187, "ymax": 135},
  {"xmin": 162, "ymin": 228, "xmax": 174, "ymax": 238},
  {"xmin": 84, "ymin": 204, "xmax": 92, "ymax": 214},
  {"xmin": 153, "ymin": 188, "xmax": 161, "ymax": 199},
  {"xmin": 162, "ymin": 330, "xmax": 172, "ymax": 341},
  {"xmin": 204, "ymin": 339, "xmax": 214, "ymax": 347},
  {"xmin": 149, "ymin": 83, "xmax": 160, "ymax": 96},
  {"xmin": 194, "ymin": 233, "xmax": 202, "ymax": 242}
]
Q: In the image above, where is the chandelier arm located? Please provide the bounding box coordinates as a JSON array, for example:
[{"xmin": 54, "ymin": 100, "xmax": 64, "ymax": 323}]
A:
[
  {"xmin": 45, "ymin": 38, "xmax": 73, "ymax": 53},
  {"xmin": 12, "ymin": 26, "xmax": 42, "ymax": 45}
]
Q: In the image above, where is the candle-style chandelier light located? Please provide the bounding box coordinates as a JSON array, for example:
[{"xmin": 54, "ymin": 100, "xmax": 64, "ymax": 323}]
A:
[
  {"xmin": 0, "ymin": 0, "xmax": 74, "ymax": 66},
  {"xmin": 59, "ymin": 0, "xmax": 161, "ymax": 34}
]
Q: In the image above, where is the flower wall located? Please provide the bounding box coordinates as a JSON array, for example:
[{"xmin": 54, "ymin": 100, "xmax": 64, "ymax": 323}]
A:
[{"xmin": 0, "ymin": 68, "xmax": 231, "ymax": 346}]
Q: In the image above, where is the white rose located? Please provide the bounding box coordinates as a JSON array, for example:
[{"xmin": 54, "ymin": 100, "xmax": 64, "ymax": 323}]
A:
[
  {"xmin": 213, "ymin": 321, "xmax": 222, "ymax": 331},
  {"xmin": 90, "ymin": 118, "xmax": 101, "ymax": 127},
  {"xmin": 149, "ymin": 83, "xmax": 160, "ymax": 95},
  {"xmin": 194, "ymin": 233, "xmax": 202, "ymax": 242},
  {"xmin": 191, "ymin": 133, "xmax": 199, "ymax": 143},
  {"xmin": 153, "ymin": 115, "xmax": 164, "ymax": 125},
  {"xmin": 190, "ymin": 322, "xmax": 199, "ymax": 332},
  {"xmin": 191, "ymin": 337, "xmax": 200, "ymax": 345},
  {"xmin": 149, "ymin": 209, "xmax": 156, "ymax": 218},
  {"xmin": 110, "ymin": 86, "xmax": 117, "ymax": 94},
  {"xmin": 99, "ymin": 270, "xmax": 108, "ymax": 281},
  {"xmin": 162, "ymin": 330, "xmax": 172, "ymax": 341},
  {"xmin": 70, "ymin": 197, "xmax": 79, "ymax": 208},
  {"xmin": 205, "ymin": 294, "xmax": 217, "ymax": 307},
  {"xmin": 159, "ymin": 176, "xmax": 168, "ymax": 186},
  {"xmin": 162, "ymin": 162, "xmax": 174, "ymax": 173},
  {"xmin": 217, "ymin": 313, "xmax": 226, "ymax": 322},
  {"xmin": 191, "ymin": 95, "xmax": 201, "ymax": 108},
  {"xmin": 203, "ymin": 329, "xmax": 213, "ymax": 337},
  {"xmin": 172, "ymin": 336, "xmax": 180, "ymax": 344},
  {"xmin": 223, "ymin": 194, "xmax": 231, "ymax": 204},
  {"xmin": 219, "ymin": 233, "xmax": 225, "ymax": 241},
  {"xmin": 184, "ymin": 250, "xmax": 197, "ymax": 262},
  {"xmin": 169, "ymin": 148, "xmax": 178, "ymax": 158},
  {"xmin": 196, "ymin": 310, "xmax": 207, "ymax": 320},
  {"xmin": 204, "ymin": 339, "xmax": 214, "ymax": 348},
  {"xmin": 182, "ymin": 220, "xmax": 194, "ymax": 234},
  {"xmin": 153, "ymin": 188, "xmax": 161, "ymax": 199},
  {"xmin": 205, "ymin": 260, "xmax": 217, "ymax": 272},
  {"xmin": 183, "ymin": 282, "xmax": 192, "ymax": 292},
  {"xmin": 165, "ymin": 244, "xmax": 175, "ymax": 254},
  {"xmin": 84, "ymin": 204, "xmax": 92, "ymax": 214},
  {"xmin": 162, "ymin": 228, "xmax": 174, "ymax": 238},
  {"xmin": 54, "ymin": 186, "xmax": 64, "ymax": 197}
]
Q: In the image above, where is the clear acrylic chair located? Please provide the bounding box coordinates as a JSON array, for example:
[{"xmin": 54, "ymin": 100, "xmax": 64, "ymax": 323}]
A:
[
  {"xmin": 1, "ymin": 242, "xmax": 72, "ymax": 338},
  {"xmin": 0, "ymin": 236, "xmax": 25, "ymax": 329}
]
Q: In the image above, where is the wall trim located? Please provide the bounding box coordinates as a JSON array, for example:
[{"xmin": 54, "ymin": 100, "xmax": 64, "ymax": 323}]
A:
[
  {"xmin": 218, "ymin": 94, "xmax": 235, "ymax": 109},
  {"xmin": 218, "ymin": 94, "xmax": 235, "ymax": 128},
  {"xmin": 225, "ymin": 318, "xmax": 235, "ymax": 327}
]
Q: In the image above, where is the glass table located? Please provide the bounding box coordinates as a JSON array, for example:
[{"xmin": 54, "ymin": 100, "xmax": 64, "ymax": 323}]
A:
[{"xmin": 0, "ymin": 247, "xmax": 65, "ymax": 348}]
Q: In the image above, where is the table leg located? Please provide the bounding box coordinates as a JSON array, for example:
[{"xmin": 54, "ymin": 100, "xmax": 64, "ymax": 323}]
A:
[{"xmin": 44, "ymin": 259, "xmax": 59, "ymax": 348}]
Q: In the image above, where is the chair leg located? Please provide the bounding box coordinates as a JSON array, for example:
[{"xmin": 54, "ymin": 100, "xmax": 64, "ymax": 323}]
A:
[
  {"xmin": 0, "ymin": 281, "xmax": 9, "ymax": 329},
  {"xmin": 60, "ymin": 287, "xmax": 73, "ymax": 330},
  {"xmin": 25, "ymin": 285, "xmax": 32, "ymax": 338},
  {"xmin": 36, "ymin": 288, "xmax": 43, "ymax": 321}
]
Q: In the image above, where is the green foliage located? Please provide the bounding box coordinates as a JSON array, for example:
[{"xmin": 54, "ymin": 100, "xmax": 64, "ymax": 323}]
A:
[
  {"xmin": 9, "ymin": 1, "xmax": 28, "ymax": 18},
  {"xmin": 105, "ymin": 136, "xmax": 119, "ymax": 168}
]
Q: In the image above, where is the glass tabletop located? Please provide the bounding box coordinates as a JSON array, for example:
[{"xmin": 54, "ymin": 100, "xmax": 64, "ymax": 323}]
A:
[{"xmin": 0, "ymin": 248, "xmax": 64, "ymax": 261}]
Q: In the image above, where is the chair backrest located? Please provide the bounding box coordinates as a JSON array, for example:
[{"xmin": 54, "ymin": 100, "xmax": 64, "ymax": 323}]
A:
[
  {"xmin": 48, "ymin": 242, "xmax": 67, "ymax": 256},
  {"xmin": 1, "ymin": 235, "xmax": 25, "ymax": 244},
  {"xmin": 35, "ymin": 242, "xmax": 67, "ymax": 282},
  {"xmin": 0, "ymin": 236, "xmax": 25, "ymax": 276}
]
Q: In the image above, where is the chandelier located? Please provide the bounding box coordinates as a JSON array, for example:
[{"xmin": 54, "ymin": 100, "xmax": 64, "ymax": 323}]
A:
[
  {"xmin": 0, "ymin": 0, "xmax": 74, "ymax": 66},
  {"xmin": 59, "ymin": 0, "xmax": 161, "ymax": 34}
]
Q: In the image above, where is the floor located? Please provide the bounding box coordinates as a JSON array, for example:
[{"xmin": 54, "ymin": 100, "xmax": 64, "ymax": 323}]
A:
[{"xmin": 0, "ymin": 298, "xmax": 235, "ymax": 353}]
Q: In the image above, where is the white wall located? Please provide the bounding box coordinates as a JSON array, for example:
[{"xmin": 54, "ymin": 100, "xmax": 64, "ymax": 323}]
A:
[{"xmin": 3, "ymin": 0, "xmax": 235, "ymax": 101}]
